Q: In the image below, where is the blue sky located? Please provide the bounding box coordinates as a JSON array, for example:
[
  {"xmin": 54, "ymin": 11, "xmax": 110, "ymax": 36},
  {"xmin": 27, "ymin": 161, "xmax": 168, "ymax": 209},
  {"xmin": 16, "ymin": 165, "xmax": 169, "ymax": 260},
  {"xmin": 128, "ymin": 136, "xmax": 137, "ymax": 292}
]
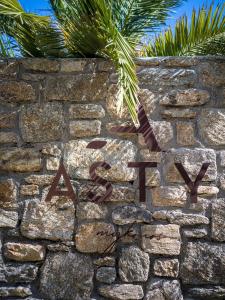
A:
[{"xmin": 20, "ymin": 0, "xmax": 222, "ymax": 36}]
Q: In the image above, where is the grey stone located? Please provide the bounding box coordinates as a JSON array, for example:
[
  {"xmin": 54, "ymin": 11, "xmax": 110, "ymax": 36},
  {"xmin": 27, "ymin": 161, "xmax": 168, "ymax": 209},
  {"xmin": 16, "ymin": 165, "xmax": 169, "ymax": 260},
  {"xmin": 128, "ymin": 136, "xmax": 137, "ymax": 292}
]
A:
[
  {"xmin": 0, "ymin": 263, "xmax": 38, "ymax": 283},
  {"xmin": 119, "ymin": 246, "xmax": 150, "ymax": 282},
  {"xmin": 145, "ymin": 279, "xmax": 183, "ymax": 300},
  {"xmin": 0, "ymin": 132, "xmax": 17, "ymax": 144},
  {"xmin": 0, "ymin": 209, "xmax": 18, "ymax": 228},
  {"xmin": 76, "ymin": 202, "xmax": 108, "ymax": 220},
  {"xmin": 20, "ymin": 102, "xmax": 64, "ymax": 143},
  {"xmin": 40, "ymin": 252, "xmax": 94, "ymax": 300},
  {"xmin": 181, "ymin": 242, "xmax": 225, "ymax": 284},
  {"xmin": 183, "ymin": 228, "xmax": 208, "ymax": 238},
  {"xmin": 200, "ymin": 62, "xmax": 225, "ymax": 86},
  {"xmin": 212, "ymin": 198, "xmax": 225, "ymax": 241},
  {"xmin": 0, "ymin": 112, "xmax": 16, "ymax": 128},
  {"xmin": 112, "ymin": 205, "xmax": 152, "ymax": 225},
  {"xmin": 161, "ymin": 108, "xmax": 196, "ymax": 119},
  {"xmin": 99, "ymin": 284, "xmax": 144, "ymax": 300},
  {"xmin": 0, "ymin": 286, "xmax": 32, "ymax": 297},
  {"xmin": 93, "ymin": 257, "xmax": 115, "ymax": 267},
  {"xmin": 96, "ymin": 267, "xmax": 116, "ymax": 283},
  {"xmin": 22, "ymin": 58, "xmax": 60, "ymax": 72},
  {"xmin": 188, "ymin": 286, "xmax": 225, "ymax": 299}
]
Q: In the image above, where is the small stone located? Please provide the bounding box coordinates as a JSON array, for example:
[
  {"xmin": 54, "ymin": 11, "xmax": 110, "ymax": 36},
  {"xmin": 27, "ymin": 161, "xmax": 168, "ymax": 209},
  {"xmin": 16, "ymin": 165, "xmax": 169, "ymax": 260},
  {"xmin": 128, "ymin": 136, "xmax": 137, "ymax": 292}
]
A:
[
  {"xmin": 40, "ymin": 252, "xmax": 94, "ymax": 300},
  {"xmin": 93, "ymin": 256, "xmax": 115, "ymax": 267},
  {"xmin": 141, "ymin": 224, "xmax": 181, "ymax": 255},
  {"xmin": 0, "ymin": 179, "xmax": 17, "ymax": 209},
  {"xmin": 220, "ymin": 150, "xmax": 225, "ymax": 166},
  {"xmin": 42, "ymin": 144, "xmax": 61, "ymax": 157},
  {"xmin": 151, "ymin": 186, "xmax": 187, "ymax": 207},
  {"xmin": 4, "ymin": 242, "xmax": 45, "ymax": 261},
  {"xmin": 145, "ymin": 279, "xmax": 183, "ymax": 300},
  {"xmin": 160, "ymin": 88, "xmax": 210, "ymax": 106},
  {"xmin": 187, "ymin": 286, "xmax": 225, "ymax": 299},
  {"xmin": 0, "ymin": 132, "xmax": 17, "ymax": 144},
  {"xmin": 163, "ymin": 148, "xmax": 217, "ymax": 183},
  {"xmin": 70, "ymin": 120, "xmax": 101, "ymax": 137},
  {"xmin": 161, "ymin": 108, "xmax": 196, "ymax": 119},
  {"xmin": 140, "ymin": 150, "xmax": 162, "ymax": 163},
  {"xmin": 181, "ymin": 242, "xmax": 225, "ymax": 284},
  {"xmin": 21, "ymin": 197, "xmax": 75, "ymax": 241},
  {"xmin": 46, "ymin": 157, "xmax": 60, "ymax": 171},
  {"xmin": 160, "ymin": 56, "xmax": 198, "ymax": 67},
  {"xmin": 96, "ymin": 267, "xmax": 116, "ymax": 283},
  {"xmin": 212, "ymin": 198, "xmax": 225, "ymax": 241},
  {"xmin": 76, "ymin": 202, "xmax": 108, "ymax": 219},
  {"xmin": 112, "ymin": 205, "xmax": 152, "ymax": 225},
  {"xmin": 183, "ymin": 228, "xmax": 208, "ymax": 238},
  {"xmin": 99, "ymin": 284, "xmax": 144, "ymax": 300},
  {"xmin": 153, "ymin": 210, "xmax": 209, "ymax": 226},
  {"xmin": 119, "ymin": 246, "xmax": 150, "ymax": 282},
  {"xmin": 0, "ymin": 286, "xmax": 32, "ymax": 298},
  {"xmin": 199, "ymin": 109, "xmax": 225, "ymax": 146},
  {"xmin": 20, "ymin": 102, "xmax": 64, "ymax": 143},
  {"xmin": 61, "ymin": 59, "xmax": 86, "ymax": 72},
  {"xmin": 0, "ymin": 60, "xmax": 18, "ymax": 78},
  {"xmin": 0, "ymin": 148, "xmax": 41, "ymax": 172},
  {"xmin": 0, "ymin": 209, "xmax": 18, "ymax": 228},
  {"xmin": 20, "ymin": 185, "xmax": 39, "ymax": 196},
  {"xmin": 118, "ymin": 225, "xmax": 139, "ymax": 244},
  {"xmin": 22, "ymin": 58, "xmax": 60, "ymax": 72},
  {"xmin": 25, "ymin": 175, "xmax": 54, "ymax": 186},
  {"xmin": 0, "ymin": 263, "xmax": 38, "ymax": 283},
  {"xmin": 75, "ymin": 222, "xmax": 116, "ymax": 253},
  {"xmin": 0, "ymin": 81, "xmax": 35, "ymax": 102},
  {"xmin": 177, "ymin": 122, "xmax": 195, "ymax": 146},
  {"xmin": 45, "ymin": 73, "xmax": 108, "ymax": 101},
  {"xmin": 197, "ymin": 185, "xmax": 219, "ymax": 196},
  {"xmin": 69, "ymin": 104, "xmax": 105, "ymax": 119},
  {"xmin": 64, "ymin": 138, "xmax": 137, "ymax": 181},
  {"xmin": 0, "ymin": 112, "xmax": 16, "ymax": 128},
  {"xmin": 146, "ymin": 169, "xmax": 160, "ymax": 186},
  {"xmin": 154, "ymin": 259, "xmax": 179, "ymax": 278}
]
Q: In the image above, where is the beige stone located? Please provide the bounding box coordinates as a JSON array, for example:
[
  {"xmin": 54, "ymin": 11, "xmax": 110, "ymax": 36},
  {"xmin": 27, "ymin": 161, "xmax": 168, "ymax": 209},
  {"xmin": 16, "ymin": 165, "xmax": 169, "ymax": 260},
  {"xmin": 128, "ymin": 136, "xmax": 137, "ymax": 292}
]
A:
[
  {"xmin": 154, "ymin": 259, "xmax": 179, "ymax": 277},
  {"xmin": 4, "ymin": 242, "xmax": 45, "ymax": 261},
  {"xmin": 76, "ymin": 202, "xmax": 108, "ymax": 219},
  {"xmin": 46, "ymin": 157, "xmax": 60, "ymax": 171},
  {"xmin": 0, "ymin": 209, "xmax": 18, "ymax": 228},
  {"xmin": 20, "ymin": 102, "xmax": 64, "ymax": 143},
  {"xmin": 0, "ymin": 148, "xmax": 42, "ymax": 172},
  {"xmin": 64, "ymin": 138, "xmax": 137, "ymax": 182},
  {"xmin": 25, "ymin": 174, "xmax": 54, "ymax": 186},
  {"xmin": 42, "ymin": 144, "xmax": 61, "ymax": 157},
  {"xmin": 0, "ymin": 179, "xmax": 17, "ymax": 209},
  {"xmin": 151, "ymin": 186, "xmax": 187, "ymax": 207},
  {"xmin": 0, "ymin": 112, "xmax": 16, "ymax": 128},
  {"xmin": 69, "ymin": 104, "xmax": 105, "ymax": 119},
  {"xmin": 61, "ymin": 59, "xmax": 86, "ymax": 72},
  {"xmin": 0, "ymin": 286, "xmax": 32, "ymax": 298},
  {"xmin": 200, "ymin": 62, "xmax": 225, "ymax": 86},
  {"xmin": 140, "ymin": 150, "xmax": 162, "ymax": 163},
  {"xmin": 20, "ymin": 185, "xmax": 39, "ymax": 196},
  {"xmin": 141, "ymin": 224, "xmax": 181, "ymax": 255},
  {"xmin": 21, "ymin": 58, "xmax": 60, "ymax": 72},
  {"xmin": 69, "ymin": 120, "xmax": 101, "ymax": 137},
  {"xmin": 146, "ymin": 169, "xmax": 160, "ymax": 187},
  {"xmin": 99, "ymin": 284, "xmax": 144, "ymax": 300},
  {"xmin": 212, "ymin": 199, "xmax": 225, "ymax": 241},
  {"xmin": 161, "ymin": 108, "xmax": 196, "ymax": 118},
  {"xmin": 0, "ymin": 81, "xmax": 35, "ymax": 102},
  {"xmin": 0, "ymin": 132, "xmax": 17, "ymax": 144},
  {"xmin": 0, "ymin": 60, "xmax": 18, "ymax": 78},
  {"xmin": 177, "ymin": 122, "xmax": 195, "ymax": 146},
  {"xmin": 75, "ymin": 222, "xmax": 116, "ymax": 253}
]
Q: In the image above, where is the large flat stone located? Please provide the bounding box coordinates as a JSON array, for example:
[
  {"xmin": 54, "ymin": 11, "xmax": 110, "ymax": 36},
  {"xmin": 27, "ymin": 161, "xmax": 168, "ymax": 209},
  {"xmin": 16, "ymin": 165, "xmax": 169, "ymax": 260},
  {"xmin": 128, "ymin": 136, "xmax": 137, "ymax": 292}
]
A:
[
  {"xmin": 64, "ymin": 138, "xmax": 137, "ymax": 182},
  {"xmin": 99, "ymin": 284, "xmax": 144, "ymax": 300},
  {"xmin": 4, "ymin": 242, "xmax": 45, "ymax": 262},
  {"xmin": 0, "ymin": 81, "xmax": 35, "ymax": 102},
  {"xmin": 151, "ymin": 186, "xmax": 187, "ymax": 207},
  {"xmin": 145, "ymin": 279, "xmax": 183, "ymax": 300}
]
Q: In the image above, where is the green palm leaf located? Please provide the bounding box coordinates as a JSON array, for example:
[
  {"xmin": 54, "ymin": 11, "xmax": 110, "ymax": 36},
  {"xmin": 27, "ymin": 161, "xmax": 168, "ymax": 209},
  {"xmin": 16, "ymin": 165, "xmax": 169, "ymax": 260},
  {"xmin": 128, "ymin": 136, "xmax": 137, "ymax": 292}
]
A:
[{"xmin": 144, "ymin": 2, "xmax": 225, "ymax": 56}]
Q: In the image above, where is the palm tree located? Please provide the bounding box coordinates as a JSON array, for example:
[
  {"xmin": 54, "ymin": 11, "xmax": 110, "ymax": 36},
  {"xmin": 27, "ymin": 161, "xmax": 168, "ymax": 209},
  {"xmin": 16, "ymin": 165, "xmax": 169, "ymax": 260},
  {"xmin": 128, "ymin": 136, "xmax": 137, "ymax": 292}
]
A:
[
  {"xmin": 0, "ymin": 0, "xmax": 182, "ymax": 123},
  {"xmin": 143, "ymin": 2, "xmax": 225, "ymax": 57}
]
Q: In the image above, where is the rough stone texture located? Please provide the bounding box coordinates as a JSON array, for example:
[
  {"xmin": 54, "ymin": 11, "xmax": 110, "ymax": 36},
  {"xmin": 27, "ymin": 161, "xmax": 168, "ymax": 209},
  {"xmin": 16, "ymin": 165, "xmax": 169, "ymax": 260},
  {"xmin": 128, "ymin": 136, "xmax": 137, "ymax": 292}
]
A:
[
  {"xmin": 154, "ymin": 259, "xmax": 179, "ymax": 278},
  {"xmin": 4, "ymin": 242, "xmax": 45, "ymax": 261},
  {"xmin": 183, "ymin": 228, "xmax": 208, "ymax": 238},
  {"xmin": 61, "ymin": 59, "xmax": 86, "ymax": 72},
  {"xmin": 0, "ymin": 80, "xmax": 35, "ymax": 102},
  {"xmin": 0, "ymin": 132, "xmax": 17, "ymax": 144},
  {"xmin": 153, "ymin": 210, "xmax": 209, "ymax": 226},
  {"xmin": 0, "ymin": 179, "xmax": 17, "ymax": 209},
  {"xmin": 94, "ymin": 256, "xmax": 115, "ymax": 267},
  {"xmin": 64, "ymin": 138, "xmax": 137, "ymax": 181},
  {"xmin": 119, "ymin": 246, "xmax": 150, "ymax": 282},
  {"xmin": 0, "ymin": 112, "xmax": 16, "ymax": 128},
  {"xmin": 163, "ymin": 148, "xmax": 217, "ymax": 182},
  {"xmin": 0, "ymin": 148, "xmax": 42, "ymax": 172},
  {"xmin": 20, "ymin": 102, "xmax": 64, "ymax": 143},
  {"xmin": 42, "ymin": 144, "xmax": 61, "ymax": 157},
  {"xmin": 0, "ymin": 209, "xmax": 18, "ymax": 228},
  {"xmin": 161, "ymin": 108, "xmax": 196, "ymax": 119},
  {"xmin": 212, "ymin": 198, "xmax": 225, "ymax": 241},
  {"xmin": 99, "ymin": 284, "xmax": 144, "ymax": 300},
  {"xmin": 177, "ymin": 122, "xmax": 196, "ymax": 146},
  {"xmin": 45, "ymin": 73, "xmax": 108, "ymax": 101},
  {"xmin": 96, "ymin": 267, "xmax": 116, "ymax": 283},
  {"xmin": 151, "ymin": 186, "xmax": 187, "ymax": 207},
  {"xmin": 220, "ymin": 150, "xmax": 225, "ymax": 166},
  {"xmin": 160, "ymin": 89, "xmax": 210, "ymax": 106},
  {"xmin": 40, "ymin": 252, "xmax": 94, "ymax": 300},
  {"xmin": 69, "ymin": 104, "xmax": 105, "ymax": 119},
  {"xmin": 75, "ymin": 222, "xmax": 116, "ymax": 253},
  {"xmin": 0, "ymin": 286, "xmax": 32, "ymax": 298},
  {"xmin": 199, "ymin": 109, "xmax": 225, "ymax": 146},
  {"xmin": 181, "ymin": 242, "xmax": 225, "ymax": 284},
  {"xmin": 112, "ymin": 205, "xmax": 152, "ymax": 225},
  {"xmin": 76, "ymin": 202, "xmax": 108, "ymax": 219},
  {"xmin": 187, "ymin": 286, "xmax": 225, "ymax": 299},
  {"xmin": 0, "ymin": 263, "xmax": 38, "ymax": 283},
  {"xmin": 142, "ymin": 224, "xmax": 181, "ymax": 255},
  {"xmin": 21, "ymin": 198, "xmax": 75, "ymax": 241},
  {"xmin": 70, "ymin": 120, "xmax": 101, "ymax": 137},
  {"xmin": 46, "ymin": 157, "xmax": 60, "ymax": 171},
  {"xmin": 145, "ymin": 279, "xmax": 183, "ymax": 300},
  {"xmin": 25, "ymin": 174, "xmax": 54, "ymax": 186},
  {"xmin": 200, "ymin": 61, "xmax": 225, "ymax": 86},
  {"xmin": 20, "ymin": 184, "xmax": 39, "ymax": 196},
  {"xmin": 22, "ymin": 58, "xmax": 60, "ymax": 72}
]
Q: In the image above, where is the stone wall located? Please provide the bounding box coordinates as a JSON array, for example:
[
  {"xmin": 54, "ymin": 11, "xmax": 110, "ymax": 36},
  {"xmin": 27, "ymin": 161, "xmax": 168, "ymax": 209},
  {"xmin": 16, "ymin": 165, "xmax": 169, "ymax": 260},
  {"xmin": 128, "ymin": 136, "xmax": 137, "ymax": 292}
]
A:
[{"xmin": 0, "ymin": 56, "xmax": 225, "ymax": 300}]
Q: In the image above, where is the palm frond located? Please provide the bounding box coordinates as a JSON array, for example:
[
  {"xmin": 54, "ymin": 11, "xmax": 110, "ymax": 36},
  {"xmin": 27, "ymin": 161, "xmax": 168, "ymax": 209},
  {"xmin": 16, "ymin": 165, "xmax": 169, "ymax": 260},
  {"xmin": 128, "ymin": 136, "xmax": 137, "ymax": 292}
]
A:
[{"xmin": 143, "ymin": 2, "xmax": 225, "ymax": 56}]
